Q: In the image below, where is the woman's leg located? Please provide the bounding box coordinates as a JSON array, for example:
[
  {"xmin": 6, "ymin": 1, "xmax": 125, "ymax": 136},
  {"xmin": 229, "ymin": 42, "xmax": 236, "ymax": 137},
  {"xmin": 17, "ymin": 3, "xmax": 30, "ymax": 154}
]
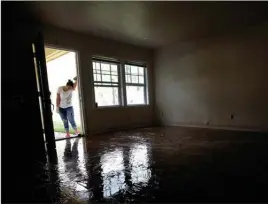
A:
[
  {"xmin": 66, "ymin": 106, "xmax": 79, "ymax": 134},
  {"xmin": 59, "ymin": 108, "xmax": 70, "ymax": 137}
]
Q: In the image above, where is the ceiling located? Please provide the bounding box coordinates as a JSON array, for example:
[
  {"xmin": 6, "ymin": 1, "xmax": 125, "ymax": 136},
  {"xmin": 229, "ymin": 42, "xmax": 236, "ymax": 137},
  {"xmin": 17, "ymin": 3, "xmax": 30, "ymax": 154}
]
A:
[
  {"xmin": 45, "ymin": 47, "xmax": 69, "ymax": 63},
  {"xmin": 25, "ymin": 2, "xmax": 268, "ymax": 48}
]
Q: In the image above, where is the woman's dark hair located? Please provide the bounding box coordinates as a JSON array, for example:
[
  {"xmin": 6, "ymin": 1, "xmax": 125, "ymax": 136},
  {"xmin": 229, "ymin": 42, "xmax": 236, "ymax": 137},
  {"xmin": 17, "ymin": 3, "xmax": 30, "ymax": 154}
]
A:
[{"xmin": 66, "ymin": 79, "xmax": 74, "ymax": 87}]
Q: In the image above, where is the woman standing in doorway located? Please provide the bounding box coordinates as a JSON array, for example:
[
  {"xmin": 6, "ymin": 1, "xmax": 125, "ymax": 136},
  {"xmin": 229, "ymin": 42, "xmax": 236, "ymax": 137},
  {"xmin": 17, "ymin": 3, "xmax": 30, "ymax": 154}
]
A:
[{"xmin": 56, "ymin": 76, "xmax": 79, "ymax": 137}]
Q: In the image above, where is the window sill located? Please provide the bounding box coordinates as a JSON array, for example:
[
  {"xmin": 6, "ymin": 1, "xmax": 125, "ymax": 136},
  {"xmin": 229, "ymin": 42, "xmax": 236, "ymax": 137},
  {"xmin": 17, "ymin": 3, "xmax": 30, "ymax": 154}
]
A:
[
  {"xmin": 94, "ymin": 105, "xmax": 121, "ymax": 110},
  {"xmin": 93, "ymin": 104, "xmax": 150, "ymax": 110},
  {"xmin": 126, "ymin": 104, "xmax": 150, "ymax": 107}
]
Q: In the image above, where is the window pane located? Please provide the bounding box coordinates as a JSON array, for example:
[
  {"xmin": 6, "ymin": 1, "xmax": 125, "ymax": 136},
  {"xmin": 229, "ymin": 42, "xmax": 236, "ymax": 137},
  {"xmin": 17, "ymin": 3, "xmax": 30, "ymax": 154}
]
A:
[
  {"xmin": 94, "ymin": 74, "xmax": 101, "ymax": 81},
  {"xmin": 139, "ymin": 76, "xmax": 144, "ymax": 84},
  {"xmin": 93, "ymin": 61, "xmax": 119, "ymax": 83},
  {"xmin": 101, "ymin": 63, "xmax": 110, "ymax": 71},
  {"xmin": 138, "ymin": 67, "xmax": 144, "ymax": 75},
  {"xmin": 94, "ymin": 87, "xmax": 119, "ymax": 106},
  {"xmin": 131, "ymin": 66, "xmax": 138, "ymax": 75},
  {"xmin": 125, "ymin": 65, "xmax": 131, "ymax": 74},
  {"xmin": 111, "ymin": 65, "xmax": 117, "ymax": 73},
  {"xmin": 131, "ymin": 75, "xmax": 138, "ymax": 83},
  {"xmin": 95, "ymin": 62, "xmax": 100, "ymax": 70},
  {"xmin": 93, "ymin": 69, "xmax": 101, "ymax": 74},
  {"xmin": 125, "ymin": 64, "xmax": 146, "ymax": 85},
  {"xmin": 111, "ymin": 75, "xmax": 118, "ymax": 82},
  {"xmin": 125, "ymin": 74, "xmax": 131, "ymax": 83},
  {"xmin": 102, "ymin": 74, "xmax": 111, "ymax": 82},
  {"xmin": 126, "ymin": 86, "xmax": 145, "ymax": 105}
]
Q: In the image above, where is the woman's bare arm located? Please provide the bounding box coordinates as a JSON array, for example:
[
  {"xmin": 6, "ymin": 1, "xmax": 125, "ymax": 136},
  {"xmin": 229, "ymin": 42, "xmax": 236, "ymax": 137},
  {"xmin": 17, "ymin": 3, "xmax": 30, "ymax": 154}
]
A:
[{"xmin": 73, "ymin": 76, "xmax": 78, "ymax": 90}]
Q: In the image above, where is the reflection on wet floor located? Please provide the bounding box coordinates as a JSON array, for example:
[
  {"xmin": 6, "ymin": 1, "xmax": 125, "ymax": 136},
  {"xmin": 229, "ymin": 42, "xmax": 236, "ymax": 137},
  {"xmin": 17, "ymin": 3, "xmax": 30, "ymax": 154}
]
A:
[
  {"xmin": 55, "ymin": 138, "xmax": 90, "ymax": 203},
  {"xmin": 101, "ymin": 148, "xmax": 126, "ymax": 198},
  {"xmin": 40, "ymin": 127, "xmax": 268, "ymax": 203},
  {"xmin": 53, "ymin": 132, "xmax": 155, "ymax": 203}
]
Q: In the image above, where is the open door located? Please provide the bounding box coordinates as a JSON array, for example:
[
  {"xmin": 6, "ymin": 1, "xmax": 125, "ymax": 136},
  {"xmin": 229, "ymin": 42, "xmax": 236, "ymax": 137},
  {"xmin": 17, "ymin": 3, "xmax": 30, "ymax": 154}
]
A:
[
  {"xmin": 32, "ymin": 32, "xmax": 56, "ymax": 156},
  {"xmin": 45, "ymin": 46, "xmax": 85, "ymax": 140}
]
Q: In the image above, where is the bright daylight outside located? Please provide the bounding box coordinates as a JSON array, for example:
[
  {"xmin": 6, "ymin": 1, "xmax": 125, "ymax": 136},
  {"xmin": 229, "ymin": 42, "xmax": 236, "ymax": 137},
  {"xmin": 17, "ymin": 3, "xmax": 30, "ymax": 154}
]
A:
[
  {"xmin": 45, "ymin": 47, "xmax": 82, "ymax": 139},
  {"xmin": 93, "ymin": 59, "xmax": 148, "ymax": 107}
]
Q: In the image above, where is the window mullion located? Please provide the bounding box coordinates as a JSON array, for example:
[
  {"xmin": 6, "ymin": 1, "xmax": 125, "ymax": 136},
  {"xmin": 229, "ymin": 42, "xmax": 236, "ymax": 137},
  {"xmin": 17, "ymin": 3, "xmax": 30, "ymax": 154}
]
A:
[
  {"xmin": 125, "ymin": 83, "xmax": 144, "ymax": 86},
  {"xmin": 143, "ymin": 67, "xmax": 147, "ymax": 104},
  {"xmin": 100, "ymin": 63, "xmax": 103, "ymax": 82},
  {"xmin": 94, "ymin": 80, "xmax": 118, "ymax": 84},
  {"xmin": 121, "ymin": 62, "xmax": 127, "ymax": 106},
  {"xmin": 117, "ymin": 63, "xmax": 123, "ymax": 106},
  {"xmin": 94, "ymin": 85, "xmax": 118, "ymax": 88},
  {"xmin": 109, "ymin": 64, "xmax": 114, "ymax": 105}
]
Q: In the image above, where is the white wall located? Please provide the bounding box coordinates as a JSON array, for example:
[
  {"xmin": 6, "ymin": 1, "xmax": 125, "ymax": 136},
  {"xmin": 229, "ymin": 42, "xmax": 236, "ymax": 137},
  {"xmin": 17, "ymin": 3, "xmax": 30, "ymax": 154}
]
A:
[
  {"xmin": 43, "ymin": 25, "xmax": 155, "ymax": 135},
  {"xmin": 155, "ymin": 23, "xmax": 268, "ymax": 132}
]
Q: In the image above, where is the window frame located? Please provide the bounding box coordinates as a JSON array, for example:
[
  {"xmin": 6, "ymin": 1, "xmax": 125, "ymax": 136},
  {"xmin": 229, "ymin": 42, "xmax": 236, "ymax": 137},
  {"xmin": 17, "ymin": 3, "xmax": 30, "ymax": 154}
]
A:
[
  {"xmin": 92, "ymin": 57, "xmax": 122, "ymax": 108},
  {"xmin": 91, "ymin": 57, "xmax": 149, "ymax": 108},
  {"xmin": 124, "ymin": 62, "xmax": 149, "ymax": 106}
]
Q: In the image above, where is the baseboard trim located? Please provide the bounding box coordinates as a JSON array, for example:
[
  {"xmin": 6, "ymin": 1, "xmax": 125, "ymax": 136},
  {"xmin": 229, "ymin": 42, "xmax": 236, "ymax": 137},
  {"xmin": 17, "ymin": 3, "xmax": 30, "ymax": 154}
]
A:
[{"xmin": 163, "ymin": 122, "xmax": 268, "ymax": 133}]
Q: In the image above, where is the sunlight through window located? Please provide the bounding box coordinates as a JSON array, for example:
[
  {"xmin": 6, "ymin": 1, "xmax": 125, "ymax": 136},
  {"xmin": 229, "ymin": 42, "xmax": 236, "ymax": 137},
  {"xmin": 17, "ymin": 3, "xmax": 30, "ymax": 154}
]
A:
[
  {"xmin": 130, "ymin": 144, "xmax": 151, "ymax": 185},
  {"xmin": 101, "ymin": 148, "xmax": 126, "ymax": 197}
]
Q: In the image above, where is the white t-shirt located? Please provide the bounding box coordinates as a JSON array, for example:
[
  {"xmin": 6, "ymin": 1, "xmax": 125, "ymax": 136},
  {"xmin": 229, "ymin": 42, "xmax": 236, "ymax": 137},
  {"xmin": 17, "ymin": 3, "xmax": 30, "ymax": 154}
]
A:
[{"xmin": 57, "ymin": 86, "xmax": 73, "ymax": 108}]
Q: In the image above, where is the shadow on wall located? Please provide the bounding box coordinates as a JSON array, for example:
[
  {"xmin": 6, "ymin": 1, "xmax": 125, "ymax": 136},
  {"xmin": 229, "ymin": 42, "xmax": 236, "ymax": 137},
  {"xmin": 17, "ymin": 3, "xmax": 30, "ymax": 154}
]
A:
[{"xmin": 46, "ymin": 51, "xmax": 81, "ymax": 127}]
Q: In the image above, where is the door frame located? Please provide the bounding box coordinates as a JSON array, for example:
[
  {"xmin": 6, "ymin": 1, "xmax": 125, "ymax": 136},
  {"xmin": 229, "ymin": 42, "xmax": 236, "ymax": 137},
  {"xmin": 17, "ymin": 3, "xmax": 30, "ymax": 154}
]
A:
[
  {"xmin": 33, "ymin": 32, "xmax": 56, "ymax": 154},
  {"xmin": 44, "ymin": 44, "xmax": 88, "ymax": 137}
]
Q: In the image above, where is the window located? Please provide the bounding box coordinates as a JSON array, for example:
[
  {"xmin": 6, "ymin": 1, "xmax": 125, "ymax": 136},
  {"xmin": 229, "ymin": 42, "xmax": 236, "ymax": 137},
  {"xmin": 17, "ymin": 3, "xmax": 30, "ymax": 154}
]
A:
[
  {"xmin": 93, "ymin": 59, "xmax": 120, "ymax": 107},
  {"xmin": 92, "ymin": 57, "xmax": 149, "ymax": 107},
  {"xmin": 125, "ymin": 64, "xmax": 148, "ymax": 105}
]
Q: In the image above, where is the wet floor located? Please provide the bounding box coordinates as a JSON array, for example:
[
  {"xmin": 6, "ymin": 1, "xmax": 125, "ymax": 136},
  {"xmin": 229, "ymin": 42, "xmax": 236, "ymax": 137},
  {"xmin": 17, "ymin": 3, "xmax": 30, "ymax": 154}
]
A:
[{"xmin": 35, "ymin": 126, "xmax": 268, "ymax": 203}]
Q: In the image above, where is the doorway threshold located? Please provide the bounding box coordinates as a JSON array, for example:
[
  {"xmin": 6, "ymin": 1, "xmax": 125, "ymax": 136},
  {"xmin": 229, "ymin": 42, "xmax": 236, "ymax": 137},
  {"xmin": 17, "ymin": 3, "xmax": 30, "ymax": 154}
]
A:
[{"xmin": 54, "ymin": 132, "xmax": 82, "ymax": 141}]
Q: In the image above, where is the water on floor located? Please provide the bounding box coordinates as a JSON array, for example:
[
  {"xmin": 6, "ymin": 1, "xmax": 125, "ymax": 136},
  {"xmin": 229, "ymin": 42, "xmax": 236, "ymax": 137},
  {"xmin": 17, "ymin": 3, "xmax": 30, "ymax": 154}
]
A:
[{"xmin": 36, "ymin": 126, "xmax": 268, "ymax": 203}]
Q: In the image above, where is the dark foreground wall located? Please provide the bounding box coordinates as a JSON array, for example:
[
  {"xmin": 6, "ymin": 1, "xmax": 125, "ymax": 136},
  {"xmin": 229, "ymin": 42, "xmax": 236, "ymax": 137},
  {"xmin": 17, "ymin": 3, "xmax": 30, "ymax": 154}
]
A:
[{"xmin": 2, "ymin": 2, "xmax": 48, "ymax": 202}]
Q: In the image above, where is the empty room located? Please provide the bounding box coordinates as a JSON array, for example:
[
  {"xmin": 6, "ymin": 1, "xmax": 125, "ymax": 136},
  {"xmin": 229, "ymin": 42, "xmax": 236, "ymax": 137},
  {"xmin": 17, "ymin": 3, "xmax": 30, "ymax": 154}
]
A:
[{"xmin": 2, "ymin": 1, "xmax": 268, "ymax": 203}]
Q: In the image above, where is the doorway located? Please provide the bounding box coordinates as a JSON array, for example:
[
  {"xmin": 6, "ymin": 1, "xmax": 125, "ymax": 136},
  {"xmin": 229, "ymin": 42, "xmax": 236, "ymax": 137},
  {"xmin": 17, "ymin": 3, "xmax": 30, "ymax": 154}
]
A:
[{"xmin": 44, "ymin": 46, "xmax": 84, "ymax": 140}]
